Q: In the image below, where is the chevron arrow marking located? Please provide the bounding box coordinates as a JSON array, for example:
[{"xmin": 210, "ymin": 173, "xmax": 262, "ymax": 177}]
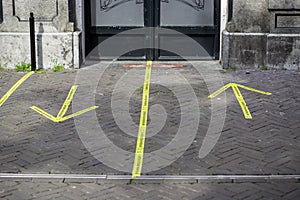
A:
[
  {"xmin": 31, "ymin": 85, "xmax": 99, "ymax": 123},
  {"xmin": 208, "ymin": 83, "xmax": 272, "ymax": 119}
]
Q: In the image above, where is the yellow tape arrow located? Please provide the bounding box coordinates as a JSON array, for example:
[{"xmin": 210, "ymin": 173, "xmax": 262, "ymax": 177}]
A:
[
  {"xmin": 208, "ymin": 83, "xmax": 272, "ymax": 119},
  {"xmin": 31, "ymin": 85, "xmax": 99, "ymax": 123}
]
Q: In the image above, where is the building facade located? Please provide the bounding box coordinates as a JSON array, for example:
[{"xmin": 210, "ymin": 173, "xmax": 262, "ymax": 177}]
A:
[
  {"xmin": 0, "ymin": 0, "xmax": 299, "ymax": 69},
  {"xmin": 223, "ymin": 0, "xmax": 300, "ymax": 70}
]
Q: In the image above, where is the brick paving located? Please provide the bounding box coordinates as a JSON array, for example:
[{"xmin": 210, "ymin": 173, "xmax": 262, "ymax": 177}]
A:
[
  {"xmin": 0, "ymin": 179, "xmax": 299, "ymax": 200},
  {"xmin": 0, "ymin": 63, "xmax": 299, "ymax": 199}
]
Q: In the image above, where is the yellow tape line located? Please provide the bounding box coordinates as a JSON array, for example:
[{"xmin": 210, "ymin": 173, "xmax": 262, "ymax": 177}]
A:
[
  {"xmin": 31, "ymin": 105, "xmax": 99, "ymax": 123},
  {"xmin": 235, "ymin": 84, "xmax": 272, "ymax": 96},
  {"xmin": 208, "ymin": 83, "xmax": 233, "ymax": 98},
  {"xmin": 31, "ymin": 106, "xmax": 59, "ymax": 122},
  {"xmin": 232, "ymin": 84, "xmax": 252, "ymax": 119},
  {"xmin": 0, "ymin": 71, "xmax": 34, "ymax": 107},
  {"xmin": 132, "ymin": 60, "xmax": 152, "ymax": 178},
  {"xmin": 57, "ymin": 85, "xmax": 78, "ymax": 119},
  {"xmin": 31, "ymin": 85, "xmax": 99, "ymax": 123},
  {"xmin": 59, "ymin": 106, "xmax": 99, "ymax": 122}
]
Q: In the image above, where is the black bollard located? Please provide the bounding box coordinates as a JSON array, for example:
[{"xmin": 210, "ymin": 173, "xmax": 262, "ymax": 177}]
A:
[{"xmin": 29, "ymin": 12, "xmax": 36, "ymax": 71}]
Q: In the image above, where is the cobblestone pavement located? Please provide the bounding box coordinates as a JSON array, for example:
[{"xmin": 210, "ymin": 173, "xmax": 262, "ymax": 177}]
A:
[
  {"xmin": 0, "ymin": 62, "xmax": 299, "ymax": 199},
  {"xmin": 0, "ymin": 179, "xmax": 299, "ymax": 200}
]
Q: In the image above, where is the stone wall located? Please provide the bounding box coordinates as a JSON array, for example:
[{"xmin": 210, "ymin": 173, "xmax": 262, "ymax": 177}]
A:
[
  {"xmin": 223, "ymin": 0, "xmax": 300, "ymax": 70},
  {"xmin": 222, "ymin": 32, "xmax": 267, "ymax": 69},
  {"xmin": 227, "ymin": 0, "xmax": 270, "ymax": 33},
  {"xmin": 0, "ymin": 0, "xmax": 81, "ymax": 69}
]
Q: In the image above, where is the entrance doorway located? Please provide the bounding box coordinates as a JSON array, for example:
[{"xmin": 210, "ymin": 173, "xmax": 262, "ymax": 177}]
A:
[{"xmin": 85, "ymin": 0, "xmax": 220, "ymax": 60}]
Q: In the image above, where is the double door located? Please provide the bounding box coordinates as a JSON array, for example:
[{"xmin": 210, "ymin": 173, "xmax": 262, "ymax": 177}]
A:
[{"xmin": 85, "ymin": 0, "xmax": 220, "ymax": 60}]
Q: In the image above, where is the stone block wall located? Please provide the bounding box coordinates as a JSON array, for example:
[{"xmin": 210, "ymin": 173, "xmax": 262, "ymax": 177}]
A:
[
  {"xmin": 267, "ymin": 34, "xmax": 300, "ymax": 69},
  {"xmin": 223, "ymin": 0, "xmax": 300, "ymax": 70},
  {"xmin": 222, "ymin": 33, "xmax": 267, "ymax": 69},
  {"xmin": 227, "ymin": 0, "xmax": 270, "ymax": 33},
  {"xmin": 0, "ymin": 0, "xmax": 81, "ymax": 69}
]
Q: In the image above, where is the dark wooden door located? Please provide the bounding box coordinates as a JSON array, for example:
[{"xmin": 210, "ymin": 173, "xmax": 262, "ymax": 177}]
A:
[{"xmin": 85, "ymin": 0, "xmax": 220, "ymax": 60}]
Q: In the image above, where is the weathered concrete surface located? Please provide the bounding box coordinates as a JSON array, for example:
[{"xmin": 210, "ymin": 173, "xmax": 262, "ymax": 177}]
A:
[
  {"xmin": 0, "ymin": 0, "xmax": 73, "ymax": 33},
  {"xmin": 227, "ymin": 0, "xmax": 270, "ymax": 33},
  {"xmin": 222, "ymin": 31, "xmax": 300, "ymax": 70},
  {"xmin": 0, "ymin": 0, "xmax": 79, "ymax": 69},
  {"xmin": 0, "ymin": 32, "xmax": 81, "ymax": 69},
  {"xmin": 267, "ymin": 34, "xmax": 300, "ymax": 69},
  {"xmin": 270, "ymin": 11, "xmax": 300, "ymax": 34},
  {"xmin": 276, "ymin": 15, "xmax": 300, "ymax": 28},
  {"xmin": 225, "ymin": 0, "xmax": 300, "ymax": 70},
  {"xmin": 227, "ymin": 0, "xmax": 300, "ymax": 33},
  {"xmin": 269, "ymin": 0, "xmax": 300, "ymax": 34},
  {"xmin": 222, "ymin": 32, "xmax": 267, "ymax": 69},
  {"xmin": 269, "ymin": 0, "xmax": 300, "ymax": 10}
]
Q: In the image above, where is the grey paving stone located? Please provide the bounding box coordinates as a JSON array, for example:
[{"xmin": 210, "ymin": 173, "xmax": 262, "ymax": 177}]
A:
[{"xmin": 0, "ymin": 66, "xmax": 300, "ymax": 198}]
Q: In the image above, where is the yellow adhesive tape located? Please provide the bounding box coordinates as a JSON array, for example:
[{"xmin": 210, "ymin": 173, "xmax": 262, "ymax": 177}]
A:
[
  {"xmin": 132, "ymin": 61, "xmax": 152, "ymax": 178},
  {"xmin": 232, "ymin": 85, "xmax": 252, "ymax": 119},
  {"xmin": 208, "ymin": 83, "xmax": 232, "ymax": 98},
  {"xmin": 31, "ymin": 85, "xmax": 99, "ymax": 123},
  {"xmin": 236, "ymin": 84, "xmax": 272, "ymax": 96},
  {"xmin": 57, "ymin": 85, "xmax": 78, "ymax": 119},
  {"xmin": 0, "ymin": 71, "xmax": 34, "ymax": 107}
]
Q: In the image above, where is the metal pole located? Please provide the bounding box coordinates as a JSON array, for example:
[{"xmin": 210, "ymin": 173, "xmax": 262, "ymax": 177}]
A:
[{"xmin": 29, "ymin": 12, "xmax": 36, "ymax": 71}]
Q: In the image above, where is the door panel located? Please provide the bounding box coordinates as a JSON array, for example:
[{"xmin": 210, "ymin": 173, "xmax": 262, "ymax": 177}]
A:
[
  {"xmin": 158, "ymin": 35, "xmax": 216, "ymax": 60},
  {"xmin": 86, "ymin": 0, "xmax": 148, "ymax": 60},
  {"xmin": 160, "ymin": 0, "xmax": 214, "ymax": 26},
  {"xmin": 90, "ymin": 0, "xmax": 144, "ymax": 27},
  {"xmin": 90, "ymin": 35, "xmax": 147, "ymax": 59},
  {"xmin": 157, "ymin": 0, "xmax": 220, "ymax": 60}
]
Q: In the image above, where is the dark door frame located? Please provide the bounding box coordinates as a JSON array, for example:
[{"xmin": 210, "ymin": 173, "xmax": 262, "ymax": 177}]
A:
[
  {"xmin": 85, "ymin": 0, "xmax": 149, "ymax": 60},
  {"xmin": 85, "ymin": 0, "xmax": 220, "ymax": 60},
  {"xmin": 153, "ymin": 0, "xmax": 220, "ymax": 60}
]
